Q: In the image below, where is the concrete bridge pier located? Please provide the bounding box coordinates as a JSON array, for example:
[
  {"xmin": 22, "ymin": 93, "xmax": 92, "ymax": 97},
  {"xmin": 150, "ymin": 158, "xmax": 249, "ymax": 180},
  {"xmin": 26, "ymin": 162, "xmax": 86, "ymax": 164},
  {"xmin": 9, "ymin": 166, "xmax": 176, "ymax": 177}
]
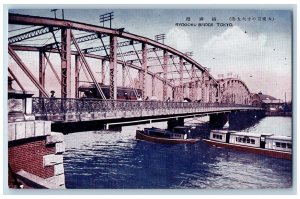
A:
[
  {"xmin": 167, "ymin": 118, "xmax": 184, "ymax": 130},
  {"xmin": 209, "ymin": 113, "xmax": 229, "ymax": 129},
  {"xmin": 8, "ymin": 86, "xmax": 65, "ymax": 189}
]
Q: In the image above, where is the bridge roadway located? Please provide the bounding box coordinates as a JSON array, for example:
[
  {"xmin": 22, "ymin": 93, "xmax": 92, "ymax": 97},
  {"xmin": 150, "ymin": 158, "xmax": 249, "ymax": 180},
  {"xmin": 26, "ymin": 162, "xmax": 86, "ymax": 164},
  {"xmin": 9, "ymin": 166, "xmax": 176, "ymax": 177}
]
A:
[{"xmin": 32, "ymin": 98, "xmax": 262, "ymax": 127}]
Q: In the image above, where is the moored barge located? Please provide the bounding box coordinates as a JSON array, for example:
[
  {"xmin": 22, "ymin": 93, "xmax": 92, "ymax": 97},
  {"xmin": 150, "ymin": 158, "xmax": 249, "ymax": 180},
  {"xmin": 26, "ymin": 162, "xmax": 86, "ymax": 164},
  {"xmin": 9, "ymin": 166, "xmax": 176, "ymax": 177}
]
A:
[
  {"xmin": 136, "ymin": 127, "xmax": 199, "ymax": 144},
  {"xmin": 203, "ymin": 130, "xmax": 292, "ymax": 160}
]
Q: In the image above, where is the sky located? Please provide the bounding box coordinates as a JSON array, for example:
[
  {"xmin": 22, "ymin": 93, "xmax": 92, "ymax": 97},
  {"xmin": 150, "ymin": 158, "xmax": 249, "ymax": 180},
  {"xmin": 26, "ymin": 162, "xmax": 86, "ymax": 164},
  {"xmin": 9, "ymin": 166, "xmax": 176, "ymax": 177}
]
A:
[{"xmin": 8, "ymin": 8, "xmax": 293, "ymax": 101}]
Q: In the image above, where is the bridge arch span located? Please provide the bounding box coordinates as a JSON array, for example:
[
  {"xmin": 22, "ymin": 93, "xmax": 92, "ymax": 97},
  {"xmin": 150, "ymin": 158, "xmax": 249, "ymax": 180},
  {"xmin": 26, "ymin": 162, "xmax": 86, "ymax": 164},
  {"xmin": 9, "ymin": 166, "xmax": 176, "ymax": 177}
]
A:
[{"xmin": 218, "ymin": 78, "xmax": 251, "ymax": 105}]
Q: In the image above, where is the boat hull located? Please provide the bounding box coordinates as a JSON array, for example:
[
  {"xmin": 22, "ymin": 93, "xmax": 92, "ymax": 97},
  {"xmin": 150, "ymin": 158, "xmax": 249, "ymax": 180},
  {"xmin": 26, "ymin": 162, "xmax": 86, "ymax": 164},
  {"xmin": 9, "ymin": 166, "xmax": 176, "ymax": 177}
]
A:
[
  {"xmin": 203, "ymin": 139, "xmax": 292, "ymax": 160},
  {"xmin": 136, "ymin": 130, "xmax": 198, "ymax": 144}
]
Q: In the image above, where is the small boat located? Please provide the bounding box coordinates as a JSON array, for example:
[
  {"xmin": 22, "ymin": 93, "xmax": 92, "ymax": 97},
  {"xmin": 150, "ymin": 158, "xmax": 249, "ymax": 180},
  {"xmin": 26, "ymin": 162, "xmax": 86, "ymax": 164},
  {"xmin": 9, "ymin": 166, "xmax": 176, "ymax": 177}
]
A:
[
  {"xmin": 136, "ymin": 127, "xmax": 199, "ymax": 144},
  {"xmin": 203, "ymin": 130, "xmax": 292, "ymax": 160}
]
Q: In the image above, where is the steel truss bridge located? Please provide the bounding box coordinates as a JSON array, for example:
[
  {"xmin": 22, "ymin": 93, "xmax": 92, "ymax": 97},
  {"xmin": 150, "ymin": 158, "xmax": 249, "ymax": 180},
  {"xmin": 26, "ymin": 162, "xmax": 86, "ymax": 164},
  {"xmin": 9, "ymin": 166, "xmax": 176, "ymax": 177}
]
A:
[{"xmin": 8, "ymin": 13, "xmax": 258, "ymax": 123}]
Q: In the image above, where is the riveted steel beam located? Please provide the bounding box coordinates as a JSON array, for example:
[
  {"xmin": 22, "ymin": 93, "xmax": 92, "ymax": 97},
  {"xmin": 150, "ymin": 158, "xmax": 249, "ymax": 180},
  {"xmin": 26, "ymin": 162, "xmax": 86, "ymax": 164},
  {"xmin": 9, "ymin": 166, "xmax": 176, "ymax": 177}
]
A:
[{"xmin": 8, "ymin": 26, "xmax": 60, "ymax": 44}]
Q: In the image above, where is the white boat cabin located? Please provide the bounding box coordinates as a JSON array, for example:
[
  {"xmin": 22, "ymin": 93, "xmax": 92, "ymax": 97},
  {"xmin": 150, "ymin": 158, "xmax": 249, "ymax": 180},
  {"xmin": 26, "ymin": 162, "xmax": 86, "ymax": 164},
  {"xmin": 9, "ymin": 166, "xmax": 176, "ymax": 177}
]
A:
[
  {"xmin": 210, "ymin": 130, "xmax": 228, "ymax": 143},
  {"xmin": 265, "ymin": 135, "xmax": 292, "ymax": 152},
  {"xmin": 229, "ymin": 132, "xmax": 261, "ymax": 148}
]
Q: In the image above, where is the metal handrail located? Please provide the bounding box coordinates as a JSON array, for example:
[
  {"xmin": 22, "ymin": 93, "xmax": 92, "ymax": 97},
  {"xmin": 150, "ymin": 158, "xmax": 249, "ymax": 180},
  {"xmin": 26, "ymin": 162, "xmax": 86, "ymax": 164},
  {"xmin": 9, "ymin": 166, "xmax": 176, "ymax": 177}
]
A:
[{"xmin": 32, "ymin": 97, "xmax": 259, "ymax": 116}]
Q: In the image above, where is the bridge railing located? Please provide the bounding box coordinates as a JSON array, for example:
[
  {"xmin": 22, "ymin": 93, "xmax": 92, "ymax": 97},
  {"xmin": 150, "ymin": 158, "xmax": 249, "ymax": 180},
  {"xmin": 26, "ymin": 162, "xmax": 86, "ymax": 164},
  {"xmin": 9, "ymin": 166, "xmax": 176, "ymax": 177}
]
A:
[{"xmin": 32, "ymin": 97, "xmax": 257, "ymax": 116}]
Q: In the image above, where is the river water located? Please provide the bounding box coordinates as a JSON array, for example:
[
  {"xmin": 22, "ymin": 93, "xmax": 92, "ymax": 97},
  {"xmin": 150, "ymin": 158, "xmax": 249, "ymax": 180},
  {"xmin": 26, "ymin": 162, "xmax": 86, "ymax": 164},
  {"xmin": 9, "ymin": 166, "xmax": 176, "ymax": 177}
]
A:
[{"xmin": 63, "ymin": 116, "xmax": 292, "ymax": 189}]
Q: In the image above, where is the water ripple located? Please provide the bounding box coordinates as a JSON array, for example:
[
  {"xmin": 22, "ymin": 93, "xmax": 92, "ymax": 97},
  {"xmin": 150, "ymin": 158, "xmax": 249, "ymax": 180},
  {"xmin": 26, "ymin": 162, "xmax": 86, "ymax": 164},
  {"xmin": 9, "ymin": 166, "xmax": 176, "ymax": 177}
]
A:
[{"xmin": 63, "ymin": 117, "xmax": 292, "ymax": 189}]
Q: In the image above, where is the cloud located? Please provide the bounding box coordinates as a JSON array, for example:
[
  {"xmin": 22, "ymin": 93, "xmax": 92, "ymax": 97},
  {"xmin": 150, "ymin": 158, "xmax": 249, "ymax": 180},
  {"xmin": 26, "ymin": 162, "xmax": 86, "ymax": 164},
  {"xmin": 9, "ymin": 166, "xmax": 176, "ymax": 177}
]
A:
[
  {"xmin": 203, "ymin": 26, "xmax": 268, "ymax": 56},
  {"xmin": 200, "ymin": 26, "xmax": 291, "ymax": 101},
  {"xmin": 165, "ymin": 27, "xmax": 192, "ymax": 51}
]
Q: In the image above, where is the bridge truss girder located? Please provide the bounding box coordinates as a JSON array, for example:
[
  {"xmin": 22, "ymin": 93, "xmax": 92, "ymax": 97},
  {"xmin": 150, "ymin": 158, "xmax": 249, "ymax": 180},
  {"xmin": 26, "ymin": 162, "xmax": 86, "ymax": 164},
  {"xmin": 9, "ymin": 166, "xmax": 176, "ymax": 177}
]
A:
[{"xmin": 9, "ymin": 13, "xmax": 224, "ymax": 101}]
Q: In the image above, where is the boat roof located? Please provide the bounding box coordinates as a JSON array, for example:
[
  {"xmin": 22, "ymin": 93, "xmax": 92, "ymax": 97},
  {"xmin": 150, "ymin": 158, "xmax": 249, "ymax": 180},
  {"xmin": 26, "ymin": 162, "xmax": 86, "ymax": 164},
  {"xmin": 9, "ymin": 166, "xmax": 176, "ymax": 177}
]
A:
[
  {"xmin": 144, "ymin": 128, "xmax": 172, "ymax": 134},
  {"xmin": 211, "ymin": 130, "xmax": 228, "ymax": 134},
  {"xmin": 230, "ymin": 132, "xmax": 262, "ymax": 138},
  {"xmin": 266, "ymin": 135, "xmax": 292, "ymax": 141}
]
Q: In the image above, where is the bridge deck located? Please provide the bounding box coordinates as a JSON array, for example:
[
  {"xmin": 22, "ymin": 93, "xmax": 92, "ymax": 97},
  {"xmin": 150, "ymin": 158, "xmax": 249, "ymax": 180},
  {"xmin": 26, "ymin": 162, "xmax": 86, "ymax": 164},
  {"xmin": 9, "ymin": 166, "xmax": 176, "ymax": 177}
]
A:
[{"xmin": 32, "ymin": 98, "xmax": 262, "ymax": 122}]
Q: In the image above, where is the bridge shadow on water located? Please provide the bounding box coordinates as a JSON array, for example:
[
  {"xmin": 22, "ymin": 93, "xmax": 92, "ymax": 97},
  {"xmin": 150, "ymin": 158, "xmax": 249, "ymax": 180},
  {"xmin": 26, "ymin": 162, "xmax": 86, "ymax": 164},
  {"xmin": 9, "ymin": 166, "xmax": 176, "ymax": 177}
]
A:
[
  {"xmin": 51, "ymin": 121, "xmax": 106, "ymax": 134},
  {"xmin": 52, "ymin": 114, "xmax": 266, "ymax": 136},
  {"xmin": 227, "ymin": 116, "xmax": 265, "ymax": 131},
  {"xmin": 52, "ymin": 120, "xmax": 156, "ymax": 134}
]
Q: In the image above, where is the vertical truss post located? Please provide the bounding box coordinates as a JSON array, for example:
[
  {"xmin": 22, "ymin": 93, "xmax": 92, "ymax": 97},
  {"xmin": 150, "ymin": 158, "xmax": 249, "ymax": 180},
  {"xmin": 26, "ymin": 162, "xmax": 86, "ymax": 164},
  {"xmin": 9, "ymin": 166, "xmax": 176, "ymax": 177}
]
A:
[
  {"xmin": 172, "ymin": 87, "xmax": 175, "ymax": 100},
  {"xmin": 122, "ymin": 64, "xmax": 126, "ymax": 87},
  {"xmin": 190, "ymin": 64, "xmax": 196, "ymax": 101},
  {"xmin": 141, "ymin": 43, "xmax": 148, "ymax": 99},
  {"xmin": 216, "ymin": 84, "xmax": 220, "ymax": 103},
  {"xmin": 163, "ymin": 50, "xmax": 168, "ymax": 101},
  {"xmin": 183, "ymin": 84, "xmax": 186, "ymax": 98},
  {"xmin": 39, "ymin": 50, "xmax": 46, "ymax": 97},
  {"xmin": 109, "ymin": 35, "xmax": 117, "ymax": 100},
  {"xmin": 151, "ymin": 74, "xmax": 155, "ymax": 97},
  {"xmin": 195, "ymin": 81, "xmax": 199, "ymax": 101},
  {"xmin": 138, "ymin": 71, "xmax": 142, "ymax": 91},
  {"xmin": 101, "ymin": 59, "xmax": 106, "ymax": 84},
  {"xmin": 208, "ymin": 80, "xmax": 212, "ymax": 103},
  {"xmin": 75, "ymin": 55, "xmax": 80, "ymax": 98},
  {"xmin": 179, "ymin": 57, "xmax": 184, "ymax": 101},
  {"xmin": 61, "ymin": 28, "xmax": 71, "ymax": 98},
  {"xmin": 201, "ymin": 72, "xmax": 206, "ymax": 102}
]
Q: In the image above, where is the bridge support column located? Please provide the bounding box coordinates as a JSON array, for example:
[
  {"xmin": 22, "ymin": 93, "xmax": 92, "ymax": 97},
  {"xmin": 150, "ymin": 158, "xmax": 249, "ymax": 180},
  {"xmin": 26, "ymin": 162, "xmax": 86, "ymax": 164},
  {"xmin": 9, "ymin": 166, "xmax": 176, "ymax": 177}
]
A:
[
  {"xmin": 8, "ymin": 123, "xmax": 66, "ymax": 189},
  {"xmin": 8, "ymin": 89, "xmax": 65, "ymax": 188},
  {"xmin": 39, "ymin": 50, "xmax": 46, "ymax": 97},
  {"xmin": 109, "ymin": 35, "xmax": 117, "ymax": 100},
  {"xmin": 167, "ymin": 117, "xmax": 184, "ymax": 130},
  {"xmin": 61, "ymin": 28, "xmax": 71, "ymax": 98},
  {"xmin": 209, "ymin": 113, "xmax": 228, "ymax": 129}
]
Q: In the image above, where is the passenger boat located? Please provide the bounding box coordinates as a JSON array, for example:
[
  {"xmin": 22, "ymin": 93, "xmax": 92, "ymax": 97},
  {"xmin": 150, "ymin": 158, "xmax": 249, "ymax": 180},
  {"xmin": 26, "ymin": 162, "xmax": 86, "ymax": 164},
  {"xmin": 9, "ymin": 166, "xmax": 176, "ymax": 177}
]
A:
[
  {"xmin": 136, "ymin": 127, "xmax": 199, "ymax": 144},
  {"xmin": 203, "ymin": 130, "xmax": 292, "ymax": 160}
]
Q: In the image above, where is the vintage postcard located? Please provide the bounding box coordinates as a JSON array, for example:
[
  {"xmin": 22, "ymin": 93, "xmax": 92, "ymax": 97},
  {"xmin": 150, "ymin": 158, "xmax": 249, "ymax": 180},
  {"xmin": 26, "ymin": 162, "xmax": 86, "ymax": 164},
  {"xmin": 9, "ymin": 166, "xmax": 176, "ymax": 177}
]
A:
[{"xmin": 6, "ymin": 6, "xmax": 293, "ymax": 191}]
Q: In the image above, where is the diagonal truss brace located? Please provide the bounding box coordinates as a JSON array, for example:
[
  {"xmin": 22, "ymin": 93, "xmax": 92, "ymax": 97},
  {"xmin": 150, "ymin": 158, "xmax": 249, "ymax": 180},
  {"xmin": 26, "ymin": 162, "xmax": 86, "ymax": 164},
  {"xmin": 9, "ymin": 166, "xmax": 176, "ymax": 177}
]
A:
[
  {"xmin": 43, "ymin": 52, "xmax": 61, "ymax": 85},
  {"xmin": 70, "ymin": 31, "xmax": 107, "ymax": 100},
  {"xmin": 8, "ymin": 45, "xmax": 49, "ymax": 97},
  {"xmin": 8, "ymin": 67, "xmax": 25, "ymax": 91}
]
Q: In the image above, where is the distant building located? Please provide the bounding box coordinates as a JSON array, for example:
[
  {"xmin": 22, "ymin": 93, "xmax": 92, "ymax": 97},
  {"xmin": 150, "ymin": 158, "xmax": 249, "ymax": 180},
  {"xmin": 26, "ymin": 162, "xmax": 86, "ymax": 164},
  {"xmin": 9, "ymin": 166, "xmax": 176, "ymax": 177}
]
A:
[{"xmin": 251, "ymin": 92, "xmax": 285, "ymax": 115}]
